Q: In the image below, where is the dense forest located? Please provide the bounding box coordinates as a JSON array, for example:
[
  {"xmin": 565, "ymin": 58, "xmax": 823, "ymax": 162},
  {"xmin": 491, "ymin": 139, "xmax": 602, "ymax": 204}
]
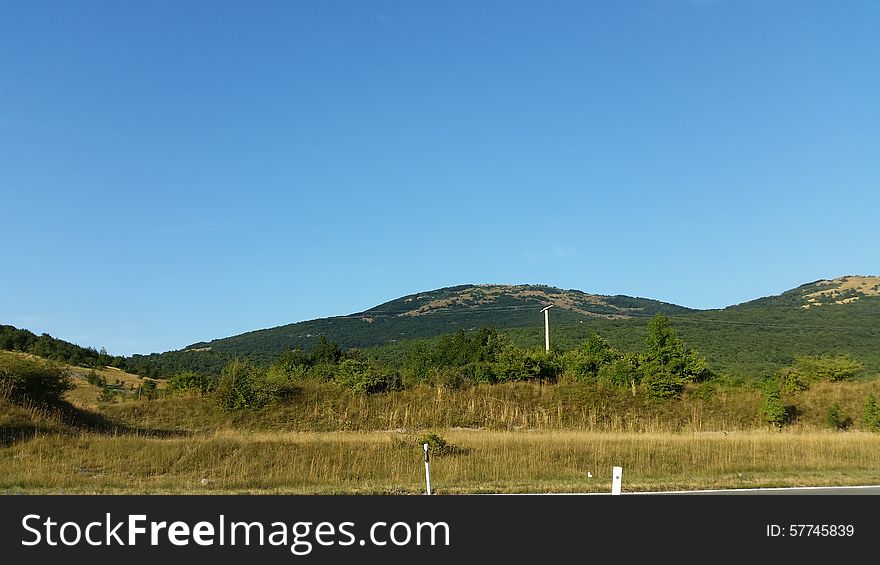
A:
[{"xmin": 0, "ymin": 325, "xmax": 127, "ymax": 369}]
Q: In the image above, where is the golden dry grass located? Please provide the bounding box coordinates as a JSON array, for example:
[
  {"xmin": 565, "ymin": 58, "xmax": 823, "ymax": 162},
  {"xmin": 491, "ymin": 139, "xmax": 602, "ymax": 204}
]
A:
[
  {"xmin": 2, "ymin": 429, "xmax": 878, "ymax": 494},
  {"xmin": 66, "ymin": 364, "xmax": 158, "ymax": 409},
  {"xmin": 97, "ymin": 377, "xmax": 880, "ymax": 435}
]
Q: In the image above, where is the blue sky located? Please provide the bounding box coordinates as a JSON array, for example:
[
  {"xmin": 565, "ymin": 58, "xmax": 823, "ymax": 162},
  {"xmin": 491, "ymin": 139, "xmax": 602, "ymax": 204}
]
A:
[{"xmin": 1, "ymin": 1, "xmax": 877, "ymax": 355}]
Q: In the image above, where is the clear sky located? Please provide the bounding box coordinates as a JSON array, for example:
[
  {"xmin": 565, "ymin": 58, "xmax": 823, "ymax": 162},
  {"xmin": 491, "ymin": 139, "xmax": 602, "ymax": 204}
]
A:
[{"xmin": 2, "ymin": 1, "xmax": 878, "ymax": 355}]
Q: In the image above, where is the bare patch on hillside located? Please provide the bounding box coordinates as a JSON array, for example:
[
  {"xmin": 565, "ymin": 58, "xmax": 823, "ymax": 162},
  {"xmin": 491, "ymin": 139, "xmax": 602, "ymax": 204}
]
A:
[
  {"xmin": 397, "ymin": 285, "xmax": 631, "ymax": 319},
  {"xmin": 801, "ymin": 276, "xmax": 880, "ymax": 308}
]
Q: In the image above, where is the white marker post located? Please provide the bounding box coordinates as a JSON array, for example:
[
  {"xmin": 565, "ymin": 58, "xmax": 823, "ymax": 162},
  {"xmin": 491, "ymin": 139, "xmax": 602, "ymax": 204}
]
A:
[
  {"xmin": 611, "ymin": 466, "xmax": 623, "ymax": 495},
  {"xmin": 424, "ymin": 443, "xmax": 432, "ymax": 495}
]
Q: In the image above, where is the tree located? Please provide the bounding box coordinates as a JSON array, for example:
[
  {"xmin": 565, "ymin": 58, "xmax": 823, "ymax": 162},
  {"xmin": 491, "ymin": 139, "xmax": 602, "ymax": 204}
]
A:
[
  {"xmin": 430, "ymin": 328, "xmax": 504, "ymax": 368},
  {"xmin": 569, "ymin": 333, "xmax": 621, "ymax": 380},
  {"xmin": 792, "ymin": 355, "xmax": 863, "ymax": 383},
  {"xmin": 494, "ymin": 346, "xmax": 560, "ymax": 382},
  {"xmin": 598, "ymin": 352, "xmax": 641, "ymax": 395},
  {"xmin": 640, "ymin": 314, "xmax": 710, "ymax": 398},
  {"xmin": 311, "ymin": 336, "xmax": 342, "ymax": 365}
]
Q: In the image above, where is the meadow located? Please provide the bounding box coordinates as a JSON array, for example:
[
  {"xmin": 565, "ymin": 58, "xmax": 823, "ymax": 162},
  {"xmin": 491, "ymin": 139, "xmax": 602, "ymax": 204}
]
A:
[
  {"xmin": 3, "ymin": 429, "xmax": 879, "ymax": 494},
  {"xmin": 3, "ymin": 349, "xmax": 879, "ymax": 494},
  {"xmin": 2, "ymin": 376, "xmax": 879, "ymax": 494}
]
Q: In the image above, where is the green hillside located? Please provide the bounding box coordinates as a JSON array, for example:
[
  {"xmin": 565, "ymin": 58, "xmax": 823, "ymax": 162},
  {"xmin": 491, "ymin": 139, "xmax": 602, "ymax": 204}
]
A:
[
  {"xmin": 124, "ymin": 284, "xmax": 694, "ymax": 376},
  {"xmin": 120, "ymin": 276, "xmax": 880, "ymax": 379}
]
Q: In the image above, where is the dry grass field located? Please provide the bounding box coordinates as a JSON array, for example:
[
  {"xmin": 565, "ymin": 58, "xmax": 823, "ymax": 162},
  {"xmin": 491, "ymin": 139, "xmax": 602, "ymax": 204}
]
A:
[
  {"xmin": 3, "ymin": 351, "xmax": 879, "ymax": 494},
  {"xmin": 2, "ymin": 429, "xmax": 879, "ymax": 494}
]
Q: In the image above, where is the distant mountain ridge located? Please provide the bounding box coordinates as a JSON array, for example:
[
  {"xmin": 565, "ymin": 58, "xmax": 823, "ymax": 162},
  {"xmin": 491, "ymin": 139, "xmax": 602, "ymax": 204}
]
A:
[
  {"xmin": 117, "ymin": 275, "xmax": 880, "ymax": 379},
  {"xmin": 177, "ymin": 284, "xmax": 692, "ymax": 356},
  {"xmin": 7, "ymin": 276, "xmax": 875, "ymax": 379},
  {"xmin": 358, "ymin": 283, "xmax": 693, "ymax": 321}
]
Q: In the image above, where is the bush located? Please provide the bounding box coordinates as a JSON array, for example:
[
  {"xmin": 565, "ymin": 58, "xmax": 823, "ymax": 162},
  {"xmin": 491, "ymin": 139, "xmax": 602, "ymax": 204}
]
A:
[
  {"xmin": 167, "ymin": 370, "xmax": 217, "ymax": 395},
  {"xmin": 416, "ymin": 432, "xmax": 462, "ymax": 456},
  {"xmin": 863, "ymin": 395, "xmax": 880, "ymax": 432},
  {"xmin": 137, "ymin": 378, "xmax": 158, "ymax": 400},
  {"xmin": 426, "ymin": 367, "xmax": 472, "ymax": 391},
  {"xmin": 598, "ymin": 353, "xmax": 640, "ymax": 391},
  {"xmin": 494, "ymin": 347, "xmax": 561, "ymax": 382},
  {"xmin": 778, "ymin": 367, "xmax": 810, "ymax": 394},
  {"xmin": 335, "ymin": 359, "xmax": 401, "ymax": 394},
  {"xmin": 793, "ymin": 355, "xmax": 862, "ymax": 384},
  {"xmin": 85, "ymin": 369, "xmax": 106, "ymax": 387},
  {"xmin": 760, "ymin": 379, "xmax": 786, "ymax": 428},
  {"xmin": 566, "ymin": 334, "xmax": 621, "ymax": 381},
  {"xmin": 425, "ymin": 363, "xmax": 496, "ymax": 391},
  {"xmin": 0, "ymin": 351, "xmax": 72, "ymax": 406},
  {"xmin": 825, "ymin": 403, "xmax": 851, "ymax": 430},
  {"xmin": 98, "ymin": 385, "xmax": 119, "ymax": 403},
  {"xmin": 642, "ymin": 370, "xmax": 687, "ymax": 399},
  {"xmin": 641, "ymin": 314, "xmax": 711, "ymax": 385},
  {"xmin": 216, "ymin": 359, "xmax": 275, "ymax": 411}
]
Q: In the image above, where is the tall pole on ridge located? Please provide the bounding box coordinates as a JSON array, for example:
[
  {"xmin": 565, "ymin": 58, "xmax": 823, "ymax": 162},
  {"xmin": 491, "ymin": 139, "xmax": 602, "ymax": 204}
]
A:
[{"xmin": 540, "ymin": 305, "xmax": 553, "ymax": 351}]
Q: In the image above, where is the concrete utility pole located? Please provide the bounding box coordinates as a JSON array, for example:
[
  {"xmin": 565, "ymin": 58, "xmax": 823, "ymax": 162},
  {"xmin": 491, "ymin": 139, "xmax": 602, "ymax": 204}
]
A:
[{"xmin": 540, "ymin": 305, "xmax": 554, "ymax": 351}]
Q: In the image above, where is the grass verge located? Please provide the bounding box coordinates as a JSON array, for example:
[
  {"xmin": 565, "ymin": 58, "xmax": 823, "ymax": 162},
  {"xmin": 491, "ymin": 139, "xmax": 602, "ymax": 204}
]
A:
[{"xmin": 2, "ymin": 429, "xmax": 878, "ymax": 494}]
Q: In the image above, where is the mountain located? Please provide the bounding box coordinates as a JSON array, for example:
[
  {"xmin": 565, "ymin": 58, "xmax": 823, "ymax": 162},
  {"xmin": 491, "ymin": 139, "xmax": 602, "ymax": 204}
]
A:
[
  {"xmin": 123, "ymin": 276, "xmax": 880, "ymax": 379},
  {"xmin": 125, "ymin": 285, "xmax": 691, "ymax": 372}
]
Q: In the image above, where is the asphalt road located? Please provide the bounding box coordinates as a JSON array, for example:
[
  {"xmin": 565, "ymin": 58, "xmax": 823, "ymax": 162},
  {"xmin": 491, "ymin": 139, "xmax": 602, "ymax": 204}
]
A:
[{"xmin": 629, "ymin": 485, "xmax": 880, "ymax": 495}]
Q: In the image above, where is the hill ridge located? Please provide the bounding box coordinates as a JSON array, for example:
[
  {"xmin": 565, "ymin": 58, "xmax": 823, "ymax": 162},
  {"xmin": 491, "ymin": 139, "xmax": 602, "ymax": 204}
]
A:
[{"xmin": 6, "ymin": 275, "xmax": 879, "ymax": 380}]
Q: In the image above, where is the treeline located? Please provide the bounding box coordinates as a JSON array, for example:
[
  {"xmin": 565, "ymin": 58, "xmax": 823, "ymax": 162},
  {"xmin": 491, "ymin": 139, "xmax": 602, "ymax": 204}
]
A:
[
  {"xmin": 0, "ymin": 325, "xmax": 126, "ymax": 369},
  {"xmin": 162, "ymin": 315, "xmax": 716, "ymax": 410},
  {"xmin": 124, "ymin": 349, "xmax": 234, "ymax": 379}
]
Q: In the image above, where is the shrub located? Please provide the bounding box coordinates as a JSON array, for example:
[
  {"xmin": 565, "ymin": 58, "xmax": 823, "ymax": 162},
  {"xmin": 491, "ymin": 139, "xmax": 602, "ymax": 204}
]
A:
[
  {"xmin": 641, "ymin": 314, "xmax": 711, "ymax": 385},
  {"xmin": 98, "ymin": 384, "xmax": 119, "ymax": 403},
  {"xmin": 793, "ymin": 355, "xmax": 863, "ymax": 384},
  {"xmin": 597, "ymin": 353, "xmax": 640, "ymax": 391},
  {"xmin": 167, "ymin": 370, "xmax": 217, "ymax": 395},
  {"xmin": 137, "ymin": 378, "xmax": 158, "ymax": 400},
  {"xmin": 0, "ymin": 351, "xmax": 72, "ymax": 406},
  {"xmin": 494, "ymin": 347, "xmax": 561, "ymax": 382},
  {"xmin": 778, "ymin": 367, "xmax": 810, "ymax": 394},
  {"xmin": 263, "ymin": 363, "xmax": 302, "ymax": 399},
  {"xmin": 642, "ymin": 370, "xmax": 687, "ymax": 399},
  {"xmin": 216, "ymin": 360, "xmax": 269, "ymax": 411},
  {"xmin": 416, "ymin": 432, "xmax": 462, "ymax": 456},
  {"xmin": 760, "ymin": 379, "xmax": 786, "ymax": 428},
  {"xmin": 85, "ymin": 369, "xmax": 106, "ymax": 387},
  {"xmin": 566, "ymin": 334, "xmax": 621, "ymax": 381},
  {"xmin": 825, "ymin": 403, "xmax": 851, "ymax": 430},
  {"xmin": 863, "ymin": 395, "xmax": 880, "ymax": 432},
  {"xmin": 335, "ymin": 359, "xmax": 401, "ymax": 394}
]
